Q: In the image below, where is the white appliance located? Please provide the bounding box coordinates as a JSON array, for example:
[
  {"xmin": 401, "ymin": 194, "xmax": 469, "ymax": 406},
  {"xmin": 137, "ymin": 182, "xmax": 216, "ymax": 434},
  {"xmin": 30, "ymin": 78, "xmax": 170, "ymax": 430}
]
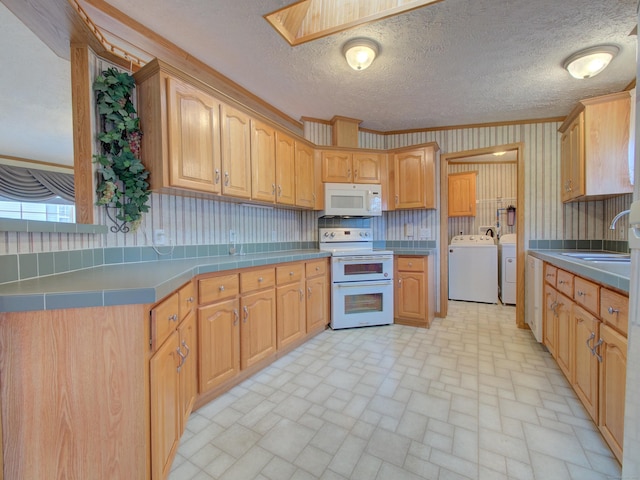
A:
[
  {"xmin": 319, "ymin": 227, "xmax": 393, "ymax": 329},
  {"xmin": 526, "ymin": 254, "xmax": 543, "ymax": 342},
  {"xmin": 499, "ymin": 233, "xmax": 517, "ymax": 305},
  {"xmin": 324, "ymin": 183, "xmax": 382, "ymax": 217},
  {"xmin": 448, "ymin": 235, "xmax": 498, "ymax": 304}
]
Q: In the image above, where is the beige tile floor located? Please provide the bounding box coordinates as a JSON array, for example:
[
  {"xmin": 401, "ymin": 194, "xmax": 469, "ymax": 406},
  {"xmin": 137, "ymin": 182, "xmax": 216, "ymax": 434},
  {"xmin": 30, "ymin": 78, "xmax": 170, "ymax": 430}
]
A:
[{"xmin": 169, "ymin": 301, "xmax": 622, "ymax": 480}]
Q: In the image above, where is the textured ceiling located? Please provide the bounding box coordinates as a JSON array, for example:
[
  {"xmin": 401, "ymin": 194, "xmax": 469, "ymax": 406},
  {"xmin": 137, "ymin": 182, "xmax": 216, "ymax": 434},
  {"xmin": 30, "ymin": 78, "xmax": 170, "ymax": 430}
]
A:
[{"xmin": 0, "ymin": 0, "xmax": 637, "ymax": 167}]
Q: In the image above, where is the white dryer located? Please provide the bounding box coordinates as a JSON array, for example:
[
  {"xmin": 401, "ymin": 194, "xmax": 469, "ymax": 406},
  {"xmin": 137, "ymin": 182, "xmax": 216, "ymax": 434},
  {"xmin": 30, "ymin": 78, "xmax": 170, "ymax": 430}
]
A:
[
  {"xmin": 499, "ymin": 234, "xmax": 517, "ymax": 305},
  {"xmin": 448, "ymin": 235, "xmax": 498, "ymax": 304}
]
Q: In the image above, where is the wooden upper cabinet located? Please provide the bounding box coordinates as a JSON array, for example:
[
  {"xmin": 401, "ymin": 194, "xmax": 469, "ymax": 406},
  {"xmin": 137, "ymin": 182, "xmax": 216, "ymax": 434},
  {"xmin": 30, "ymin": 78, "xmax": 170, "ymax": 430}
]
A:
[
  {"xmin": 135, "ymin": 62, "xmax": 224, "ymax": 194},
  {"xmin": 448, "ymin": 171, "xmax": 476, "ymax": 217},
  {"xmin": 322, "ymin": 151, "xmax": 353, "ymax": 182},
  {"xmin": 251, "ymin": 119, "xmax": 277, "ymax": 202},
  {"xmin": 221, "ymin": 103, "xmax": 252, "ymax": 199},
  {"xmin": 275, "ymin": 132, "xmax": 296, "ymax": 205},
  {"xmin": 352, "ymin": 153, "xmax": 382, "ymax": 183},
  {"xmin": 295, "ymin": 142, "xmax": 316, "ymax": 209},
  {"xmin": 321, "ymin": 151, "xmax": 382, "ymax": 183},
  {"xmin": 392, "ymin": 145, "xmax": 436, "ymax": 209},
  {"xmin": 559, "ymin": 91, "xmax": 632, "ymax": 202}
]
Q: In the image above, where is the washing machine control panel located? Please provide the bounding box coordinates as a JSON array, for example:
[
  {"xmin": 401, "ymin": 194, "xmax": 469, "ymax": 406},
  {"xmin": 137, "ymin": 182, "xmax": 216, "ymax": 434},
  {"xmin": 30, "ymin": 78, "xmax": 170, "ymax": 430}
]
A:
[{"xmin": 450, "ymin": 235, "xmax": 496, "ymax": 245}]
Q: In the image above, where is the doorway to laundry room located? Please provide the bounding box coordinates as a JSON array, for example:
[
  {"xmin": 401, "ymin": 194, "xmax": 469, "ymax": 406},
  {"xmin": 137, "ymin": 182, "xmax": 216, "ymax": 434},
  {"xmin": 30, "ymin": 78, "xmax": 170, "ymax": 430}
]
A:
[{"xmin": 439, "ymin": 144, "xmax": 525, "ymax": 327}]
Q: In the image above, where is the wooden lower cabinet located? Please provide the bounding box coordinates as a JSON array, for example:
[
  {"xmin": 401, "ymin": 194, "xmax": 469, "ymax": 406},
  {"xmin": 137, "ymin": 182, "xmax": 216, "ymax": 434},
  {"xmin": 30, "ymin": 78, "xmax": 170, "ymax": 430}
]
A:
[
  {"xmin": 276, "ymin": 280, "xmax": 306, "ymax": 349},
  {"xmin": 543, "ymin": 284, "xmax": 558, "ymax": 357},
  {"xmin": 306, "ymin": 259, "xmax": 329, "ymax": 333},
  {"xmin": 598, "ymin": 324, "xmax": 627, "ymax": 463},
  {"xmin": 555, "ymin": 292, "xmax": 573, "ymax": 380},
  {"xmin": 240, "ymin": 287, "xmax": 277, "ymax": 369},
  {"xmin": 198, "ymin": 298, "xmax": 240, "ymax": 393},
  {"xmin": 572, "ymin": 305, "xmax": 600, "ymax": 422},
  {"xmin": 394, "ymin": 255, "xmax": 434, "ymax": 328}
]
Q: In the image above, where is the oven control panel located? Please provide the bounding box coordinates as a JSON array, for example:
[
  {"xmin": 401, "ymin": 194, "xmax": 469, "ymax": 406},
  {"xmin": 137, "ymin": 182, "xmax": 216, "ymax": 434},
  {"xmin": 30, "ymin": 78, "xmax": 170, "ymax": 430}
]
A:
[{"xmin": 319, "ymin": 228, "xmax": 372, "ymax": 243}]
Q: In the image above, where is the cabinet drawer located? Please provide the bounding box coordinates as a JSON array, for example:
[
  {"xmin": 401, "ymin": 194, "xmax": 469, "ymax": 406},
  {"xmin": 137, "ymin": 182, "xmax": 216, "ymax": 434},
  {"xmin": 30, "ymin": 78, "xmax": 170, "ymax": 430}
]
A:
[
  {"xmin": 240, "ymin": 268, "xmax": 275, "ymax": 293},
  {"xmin": 600, "ymin": 288, "xmax": 628, "ymax": 336},
  {"xmin": 150, "ymin": 292, "xmax": 180, "ymax": 350},
  {"xmin": 277, "ymin": 263, "xmax": 305, "ymax": 285},
  {"xmin": 556, "ymin": 269, "xmax": 573, "ymax": 297},
  {"xmin": 397, "ymin": 256, "xmax": 426, "ymax": 272},
  {"xmin": 198, "ymin": 274, "xmax": 239, "ymax": 305},
  {"xmin": 544, "ymin": 264, "xmax": 557, "ymax": 286},
  {"xmin": 306, "ymin": 259, "xmax": 327, "ymax": 278},
  {"xmin": 178, "ymin": 281, "xmax": 196, "ymax": 320},
  {"xmin": 574, "ymin": 276, "xmax": 599, "ymax": 314}
]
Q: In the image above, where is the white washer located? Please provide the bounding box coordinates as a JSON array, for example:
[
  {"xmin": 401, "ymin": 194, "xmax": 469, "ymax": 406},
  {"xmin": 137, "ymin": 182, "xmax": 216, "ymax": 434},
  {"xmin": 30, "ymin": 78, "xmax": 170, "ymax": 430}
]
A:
[
  {"xmin": 499, "ymin": 234, "xmax": 517, "ymax": 305},
  {"xmin": 448, "ymin": 235, "xmax": 498, "ymax": 303}
]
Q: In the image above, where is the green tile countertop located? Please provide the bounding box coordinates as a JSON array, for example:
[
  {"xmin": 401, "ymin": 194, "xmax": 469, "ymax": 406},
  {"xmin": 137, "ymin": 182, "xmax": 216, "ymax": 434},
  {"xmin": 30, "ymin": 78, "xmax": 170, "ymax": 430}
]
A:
[
  {"xmin": 528, "ymin": 250, "xmax": 630, "ymax": 293},
  {"xmin": 0, "ymin": 250, "xmax": 330, "ymax": 313}
]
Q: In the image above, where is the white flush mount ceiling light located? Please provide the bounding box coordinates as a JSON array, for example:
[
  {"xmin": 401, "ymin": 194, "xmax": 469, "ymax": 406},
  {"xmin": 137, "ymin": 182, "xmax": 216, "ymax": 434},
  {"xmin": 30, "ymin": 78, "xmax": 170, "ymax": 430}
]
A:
[
  {"xmin": 343, "ymin": 38, "xmax": 379, "ymax": 71},
  {"xmin": 563, "ymin": 45, "xmax": 619, "ymax": 79}
]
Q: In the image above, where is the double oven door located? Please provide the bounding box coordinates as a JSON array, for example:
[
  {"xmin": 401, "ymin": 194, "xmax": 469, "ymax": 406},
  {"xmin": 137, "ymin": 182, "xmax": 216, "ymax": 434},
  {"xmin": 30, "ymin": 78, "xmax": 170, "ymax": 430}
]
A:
[{"xmin": 330, "ymin": 254, "xmax": 394, "ymax": 329}]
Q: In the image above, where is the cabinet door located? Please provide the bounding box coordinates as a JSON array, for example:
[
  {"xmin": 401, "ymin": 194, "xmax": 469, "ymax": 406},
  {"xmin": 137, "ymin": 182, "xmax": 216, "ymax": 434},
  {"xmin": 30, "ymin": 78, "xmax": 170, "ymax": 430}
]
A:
[
  {"xmin": 276, "ymin": 132, "xmax": 296, "ymax": 205},
  {"xmin": 448, "ymin": 171, "xmax": 477, "ymax": 217},
  {"xmin": 573, "ymin": 305, "xmax": 599, "ymax": 422},
  {"xmin": 295, "ymin": 142, "xmax": 316, "ymax": 208},
  {"xmin": 241, "ymin": 289, "xmax": 277, "ymax": 369},
  {"xmin": 393, "ymin": 147, "xmax": 435, "ymax": 209},
  {"xmin": 598, "ymin": 324, "xmax": 626, "ymax": 463},
  {"xmin": 251, "ymin": 119, "xmax": 276, "ymax": 202},
  {"xmin": 395, "ymin": 272, "xmax": 426, "ymax": 322},
  {"xmin": 322, "ymin": 151, "xmax": 352, "ymax": 182},
  {"xmin": 198, "ymin": 299, "xmax": 240, "ymax": 393},
  {"xmin": 221, "ymin": 103, "xmax": 251, "ymax": 198},
  {"xmin": 352, "ymin": 153, "xmax": 382, "ymax": 183},
  {"xmin": 167, "ymin": 77, "xmax": 222, "ymax": 193},
  {"xmin": 178, "ymin": 311, "xmax": 197, "ymax": 427},
  {"xmin": 543, "ymin": 284, "xmax": 557, "ymax": 357},
  {"xmin": 306, "ymin": 275, "xmax": 329, "ymax": 332},
  {"xmin": 555, "ymin": 292, "xmax": 573, "ymax": 381},
  {"xmin": 561, "ymin": 114, "xmax": 584, "ymax": 202},
  {"xmin": 276, "ymin": 281, "xmax": 306, "ymax": 349},
  {"xmin": 150, "ymin": 330, "xmax": 180, "ymax": 480}
]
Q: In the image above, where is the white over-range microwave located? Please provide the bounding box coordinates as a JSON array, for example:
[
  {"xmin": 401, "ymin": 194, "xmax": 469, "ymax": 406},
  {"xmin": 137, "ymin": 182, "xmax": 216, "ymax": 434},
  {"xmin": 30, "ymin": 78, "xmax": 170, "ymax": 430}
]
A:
[{"xmin": 324, "ymin": 183, "xmax": 382, "ymax": 217}]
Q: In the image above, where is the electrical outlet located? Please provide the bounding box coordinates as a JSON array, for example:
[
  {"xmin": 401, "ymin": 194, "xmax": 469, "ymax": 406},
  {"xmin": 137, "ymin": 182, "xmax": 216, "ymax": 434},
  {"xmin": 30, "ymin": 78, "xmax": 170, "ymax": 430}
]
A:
[
  {"xmin": 229, "ymin": 229, "xmax": 236, "ymax": 244},
  {"xmin": 404, "ymin": 223, "xmax": 414, "ymax": 237},
  {"xmin": 154, "ymin": 229, "xmax": 166, "ymax": 245},
  {"xmin": 419, "ymin": 228, "xmax": 431, "ymax": 239}
]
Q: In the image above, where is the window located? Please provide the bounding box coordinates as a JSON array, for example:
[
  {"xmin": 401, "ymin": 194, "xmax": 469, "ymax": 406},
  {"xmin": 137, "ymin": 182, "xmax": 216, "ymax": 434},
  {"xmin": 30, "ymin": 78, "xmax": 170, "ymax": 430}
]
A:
[{"xmin": 0, "ymin": 195, "xmax": 75, "ymax": 223}]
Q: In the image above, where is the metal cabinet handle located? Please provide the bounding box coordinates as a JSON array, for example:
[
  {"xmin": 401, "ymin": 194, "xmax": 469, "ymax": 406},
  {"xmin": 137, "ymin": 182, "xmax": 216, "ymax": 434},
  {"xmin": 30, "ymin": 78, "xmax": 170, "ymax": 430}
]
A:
[
  {"xmin": 215, "ymin": 169, "xmax": 220, "ymax": 184},
  {"xmin": 577, "ymin": 290, "xmax": 585, "ymax": 297},
  {"xmin": 586, "ymin": 331, "xmax": 595, "ymax": 354},
  {"xmin": 219, "ymin": 285, "xmax": 225, "ymax": 292},
  {"xmin": 176, "ymin": 347, "xmax": 186, "ymax": 373},
  {"xmin": 354, "ymin": 169, "xmax": 358, "ymax": 179},
  {"xmin": 224, "ymin": 172, "xmax": 230, "ymax": 186},
  {"xmin": 395, "ymin": 194, "xmax": 399, "ymax": 205},
  {"xmin": 307, "ymin": 286, "xmax": 312, "ymax": 298},
  {"xmin": 181, "ymin": 340, "xmax": 191, "ymax": 361},
  {"xmin": 299, "ymin": 288, "xmax": 304, "ymax": 301},
  {"xmin": 607, "ymin": 306, "xmax": 620, "ymax": 315},
  {"xmin": 169, "ymin": 313, "xmax": 178, "ymax": 322},
  {"xmin": 187, "ymin": 296, "xmax": 194, "ymax": 303},
  {"xmin": 233, "ymin": 308, "xmax": 239, "ymax": 326},
  {"xmin": 408, "ymin": 262, "xmax": 413, "ymax": 267},
  {"xmin": 289, "ymin": 271, "xmax": 294, "ymax": 276},
  {"xmin": 243, "ymin": 305, "xmax": 249, "ymax": 323},
  {"xmin": 347, "ymin": 168, "xmax": 351, "ymax": 178},
  {"xmin": 258, "ymin": 277, "xmax": 263, "ymax": 282},
  {"xmin": 558, "ymin": 280, "xmax": 565, "ymax": 285},
  {"xmin": 593, "ymin": 338, "xmax": 604, "ymax": 363},
  {"xmin": 272, "ymin": 183, "xmax": 276, "ymax": 195},
  {"xmin": 278, "ymin": 185, "xmax": 282, "ymax": 197},
  {"xmin": 315, "ymin": 266, "xmax": 320, "ymax": 271},
  {"xmin": 398, "ymin": 278, "xmax": 402, "ymax": 287},
  {"xmin": 546, "ymin": 273, "xmax": 554, "ymax": 277}
]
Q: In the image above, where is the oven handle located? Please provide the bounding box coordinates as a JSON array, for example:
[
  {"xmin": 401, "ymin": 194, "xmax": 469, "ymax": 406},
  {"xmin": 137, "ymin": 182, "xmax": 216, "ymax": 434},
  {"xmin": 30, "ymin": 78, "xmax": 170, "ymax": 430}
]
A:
[
  {"xmin": 333, "ymin": 255, "xmax": 394, "ymax": 262},
  {"xmin": 335, "ymin": 281, "xmax": 392, "ymax": 288}
]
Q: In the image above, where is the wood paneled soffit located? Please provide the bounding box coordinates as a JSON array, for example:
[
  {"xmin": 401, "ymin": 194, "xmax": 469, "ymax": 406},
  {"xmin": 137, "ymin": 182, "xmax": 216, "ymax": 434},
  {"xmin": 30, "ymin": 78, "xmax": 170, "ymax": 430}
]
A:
[{"xmin": 265, "ymin": 0, "xmax": 445, "ymax": 46}]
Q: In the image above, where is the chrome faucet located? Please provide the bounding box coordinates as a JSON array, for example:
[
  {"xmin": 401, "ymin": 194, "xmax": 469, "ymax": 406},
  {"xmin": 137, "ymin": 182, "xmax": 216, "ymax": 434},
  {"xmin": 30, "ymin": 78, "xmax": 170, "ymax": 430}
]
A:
[{"xmin": 609, "ymin": 210, "xmax": 631, "ymax": 230}]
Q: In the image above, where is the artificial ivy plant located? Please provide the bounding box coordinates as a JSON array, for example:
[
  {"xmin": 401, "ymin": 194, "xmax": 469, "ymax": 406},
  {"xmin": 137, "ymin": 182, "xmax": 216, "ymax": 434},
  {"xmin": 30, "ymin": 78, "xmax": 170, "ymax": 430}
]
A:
[{"xmin": 93, "ymin": 67, "xmax": 150, "ymax": 232}]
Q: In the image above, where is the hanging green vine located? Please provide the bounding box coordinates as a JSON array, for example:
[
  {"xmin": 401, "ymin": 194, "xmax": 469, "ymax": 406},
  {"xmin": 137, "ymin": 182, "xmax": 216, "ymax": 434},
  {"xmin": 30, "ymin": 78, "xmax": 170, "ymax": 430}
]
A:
[{"xmin": 93, "ymin": 67, "xmax": 150, "ymax": 232}]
